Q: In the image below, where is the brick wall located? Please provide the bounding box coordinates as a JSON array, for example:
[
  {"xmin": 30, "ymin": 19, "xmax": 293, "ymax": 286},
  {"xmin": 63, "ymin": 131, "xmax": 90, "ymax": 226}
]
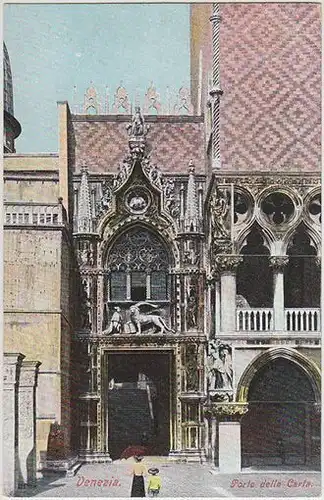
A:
[
  {"xmin": 70, "ymin": 116, "xmax": 206, "ymax": 174},
  {"xmin": 219, "ymin": 3, "xmax": 321, "ymax": 172}
]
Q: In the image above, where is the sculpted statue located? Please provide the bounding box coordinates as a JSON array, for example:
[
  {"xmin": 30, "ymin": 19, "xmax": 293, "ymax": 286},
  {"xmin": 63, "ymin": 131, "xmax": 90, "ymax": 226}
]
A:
[
  {"xmin": 210, "ymin": 188, "xmax": 230, "ymax": 239},
  {"xmin": 208, "ymin": 340, "xmax": 233, "ymax": 391},
  {"xmin": 236, "ymin": 294, "xmax": 250, "ymax": 308},
  {"xmin": 128, "ymin": 106, "xmax": 145, "ymax": 136},
  {"xmin": 106, "ymin": 306, "xmax": 123, "ymax": 335},
  {"xmin": 186, "ymin": 291, "xmax": 198, "ymax": 329},
  {"xmin": 128, "ymin": 302, "xmax": 174, "ymax": 335}
]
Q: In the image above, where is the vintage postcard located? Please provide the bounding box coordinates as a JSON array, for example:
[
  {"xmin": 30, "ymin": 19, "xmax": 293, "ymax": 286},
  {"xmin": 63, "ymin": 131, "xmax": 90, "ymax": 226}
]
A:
[{"xmin": 3, "ymin": 1, "xmax": 321, "ymax": 498}]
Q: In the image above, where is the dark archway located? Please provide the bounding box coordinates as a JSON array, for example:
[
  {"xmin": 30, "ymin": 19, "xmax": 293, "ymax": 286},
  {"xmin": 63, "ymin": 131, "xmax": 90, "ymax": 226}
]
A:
[
  {"xmin": 284, "ymin": 228, "xmax": 320, "ymax": 307},
  {"xmin": 241, "ymin": 357, "xmax": 319, "ymax": 467},
  {"xmin": 107, "ymin": 351, "xmax": 171, "ymax": 459},
  {"xmin": 237, "ymin": 228, "xmax": 272, "ymax": 307}
]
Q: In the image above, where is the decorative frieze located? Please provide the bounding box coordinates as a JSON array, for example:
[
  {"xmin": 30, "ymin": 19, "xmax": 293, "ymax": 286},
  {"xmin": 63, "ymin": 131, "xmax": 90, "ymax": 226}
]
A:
[
  {"xmin": 73, "ymin": 83, "xmax": 194, "ymax": 116},
  {"xmin": 204, "ymin": 402, "xmax": 249, "ymax": 421}
]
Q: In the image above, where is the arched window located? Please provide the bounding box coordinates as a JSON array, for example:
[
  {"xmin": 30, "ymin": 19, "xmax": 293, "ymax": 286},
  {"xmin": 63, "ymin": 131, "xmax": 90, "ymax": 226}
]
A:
[
  {"xmin": 284, "ymin": 228, "xmax": 319, "ymax": 307},
  {"xmin": 106, "ymin": 228, "xmax": 170, "ymax": 302},
  {"xmin": 237, "ymin": 228, "xmax": 272, "ymax": 307}
]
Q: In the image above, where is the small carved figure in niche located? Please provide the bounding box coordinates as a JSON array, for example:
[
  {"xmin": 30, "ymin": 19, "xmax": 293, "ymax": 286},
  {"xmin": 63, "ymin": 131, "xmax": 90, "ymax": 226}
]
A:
[
  {"xmin": 183, "ymin": 243, "xmax": 199, "ymax": 266},
  {"xmin": 208, "ymin": 340, "xmax": 233, "ymax": 390},
  {"xmin": 79, "ymin": 248, "xmax": 89, "ymax": 265},
  {"xmin": 78, "ymin": 247, "xmax": 94, "ymax": 266},
  {"xmin": 185, "ymin": 345, "xmax": 199, "ymax": 391},
  {"xmin": 186, "ymin": 290, "xmax": 198, "ymax": 329},
  {"xmin": 101, "ymin": 187, "xmax": 112, "ymax": 210},
  {"xmin": 80, "ymin": 280, "xmax": 92, "ymax": 329},
  {"xmin": 163, "ymin": 178, "xmax": 176, "ymax": 212},
  {"xmin": 210, "ymin": 188, "xmax": 230, "ymax": 239},
  {"xmin": 149, "ymin": 164, "xmax": 163, "ymax": 188},
  {"xmin": 107, "ymin": 306, "xmax": 123, "ymax": 335},
  {"xmin": 129, "ymin": 302, "xmax": 174, "ymax": 335}
]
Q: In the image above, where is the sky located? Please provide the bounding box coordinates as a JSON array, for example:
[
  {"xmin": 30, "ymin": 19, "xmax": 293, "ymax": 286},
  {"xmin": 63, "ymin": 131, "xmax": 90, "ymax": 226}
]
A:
[{"xmin": 4, "ymin": 3, "xmax": 190, "ymax": 153}]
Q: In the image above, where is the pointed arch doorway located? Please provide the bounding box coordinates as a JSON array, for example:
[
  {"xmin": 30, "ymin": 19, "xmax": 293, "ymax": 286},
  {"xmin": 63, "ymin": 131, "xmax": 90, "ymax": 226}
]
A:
[{"xmin": 240, "ymin": 353, "xmax": 320, "ymax": 468}]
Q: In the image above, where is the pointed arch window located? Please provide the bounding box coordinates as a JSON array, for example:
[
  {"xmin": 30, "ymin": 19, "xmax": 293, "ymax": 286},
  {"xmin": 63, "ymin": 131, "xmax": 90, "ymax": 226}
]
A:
[{"xmin": 107, "ymin": 228, "xmax": 170, "ymax": 302}]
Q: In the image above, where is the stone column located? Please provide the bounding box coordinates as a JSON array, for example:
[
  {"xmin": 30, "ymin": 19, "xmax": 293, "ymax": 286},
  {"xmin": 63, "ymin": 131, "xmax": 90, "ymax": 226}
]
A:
[
  {"xmin": 18, "ymin": 361, "xmax": 41, "ymax": 488},
  {"xmin": 269, "ymin": 256, "xmax": 289, "ymax": 331},
  {"xmin": 206, "ymin": 403, "xmax": 248, "ymax": 472},
  {"xmin": 215, "ymin": 256, "xmax": 242, "ymax": 332},
  {"xmin": 209, "ymin": 3, "xmax": 223, "ymax": 170},
  {"xmin": 3, "ymin": 353, "xmax": 25, "ymax": 496},
  {"xmin": 210, "ymin": 417, "xmax": 217, "ymax": 465},
  {"xmin": 215, "ymin": 277, "xmax": 221, "ymax": 334}
]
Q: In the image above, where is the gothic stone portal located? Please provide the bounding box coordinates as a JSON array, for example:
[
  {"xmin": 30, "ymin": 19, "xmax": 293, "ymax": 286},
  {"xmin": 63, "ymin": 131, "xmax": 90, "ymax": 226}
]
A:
[
  {"xmin": 241, "ymin": 358, "xmax": 319, "ymax": 467},
  {"xmin": 106, "ymin": 352, "xmax": 171, "ymax": 460}
]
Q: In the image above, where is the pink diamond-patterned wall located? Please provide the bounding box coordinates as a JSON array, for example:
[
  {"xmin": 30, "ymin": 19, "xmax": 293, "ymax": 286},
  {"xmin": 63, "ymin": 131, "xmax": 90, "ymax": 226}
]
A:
[
  {"xmin": 70, "ymin": 118, "xmax": 206, "ymax": 174},
  {"xmin": 219, "ymin": 3, "xmax": 321, "ymax": 172}
]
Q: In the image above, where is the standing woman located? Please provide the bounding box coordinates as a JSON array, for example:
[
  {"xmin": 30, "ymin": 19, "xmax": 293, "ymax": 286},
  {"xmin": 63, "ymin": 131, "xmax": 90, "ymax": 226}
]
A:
[{"xmin": 131, "ymin": 455, "xmax": 146, "ymax": 497}]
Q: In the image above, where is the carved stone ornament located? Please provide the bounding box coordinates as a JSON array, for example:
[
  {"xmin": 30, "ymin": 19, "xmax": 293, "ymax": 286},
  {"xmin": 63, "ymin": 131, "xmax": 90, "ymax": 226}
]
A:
[
  {"xmin": 213, "ymin": 255, "xmax": 243, "ymax": 273},
  {"xmin": 261, "ymin": 192, "xmax": 295, "ymax": 226},
  {"xmin": 208, "ymin": 340, "xmax": 233, "ymax": 391},
  {"xmin": 112, "ymin": 84, "xmax": 131, "ymax": 114},
  {"xmin": 173, "ymin": 87, "xmax": 194, "ymax": 115},
  {"xmin": 204, "ymin": 403, "xmax": 249, "ymax": 420},
  {"xmin": 83, "ymin": 84, "xmax": 100, "ymax": 114},
  {"xmin": 143, "ymin": 83, "xmax": 162, "ymax": 114},
  {"xmin": 163, "ymin": 177, "xmax": 180, "ymax": 218},
  {"xmin": 315, "ymin": 256, "xmax": 321, "ymax": 268},
  {"xmin": 125, "ymin": 302, "xmax": 175, "ymax": 335},
  {"xmin": 210, "ymin": 392, "xmax": 233, "ymax": 403},
  {"xmin": 210, "ymin": 188, "xmax": 230, "ymax": 239},
  {"xmin": 126, "ymin": 107, "xmax": 149, "ymax": 160},
  {"xmin": 142, "ymin": 156, "xmax": 163, "ymax": 189},
  {"xmin": 212, "ymin": 239, "xmax": 232, "ymax": 256},
  {"xmin": 125, "ymin": 188, "xmax": 150, "ymax": 214},
  {"xmin": 96, "ymin": 180, "xmax": 112, "ymax": 217},
  {"xmin": 185, "ymin": 343, "xmax": 199, "ymax": 391},
  {"xmin": 269, "ymin": 256, "xmax": 289, "ymax": 271}
]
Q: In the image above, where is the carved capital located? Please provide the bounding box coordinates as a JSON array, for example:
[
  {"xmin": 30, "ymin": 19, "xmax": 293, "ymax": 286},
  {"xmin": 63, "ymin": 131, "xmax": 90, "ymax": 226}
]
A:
[
  {"xmin": 3, "ymin": 353, "xmax": 25, "ymax": 386},
  {"xmin": 315, "ymin": 256, "xmax": 321, "ymax": 268},
  {"xmin": 269, "ymin": 256, "xmax": 289, "ymax": 271},
  {"xmin": 20, "ymin": 361, "xmax": 42, "ymax": 388},
  {"xmin": 204, "ymin": 402, "xmax": 249, "ymax": 421},
  {"xmin": 213, "ymin": 255, "xmax": 243, "ymax": 274}
]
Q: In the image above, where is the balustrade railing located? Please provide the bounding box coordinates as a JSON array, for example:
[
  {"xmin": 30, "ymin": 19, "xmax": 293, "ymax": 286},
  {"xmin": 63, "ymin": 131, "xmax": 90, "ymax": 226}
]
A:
[
  {"xmin": 236, "ymin": 308, "xmax": 321, "ymax": 332},
  {"xmin": 285, "ymin": 308, "xmax": 320, "ymax": 332},
  {"xmin": 4, "ymin": 203, "xmax": 66, "ymax": 227},
  {"xmin": 236, "ymin": 309, "xmax": 273, "ymax": 331}
]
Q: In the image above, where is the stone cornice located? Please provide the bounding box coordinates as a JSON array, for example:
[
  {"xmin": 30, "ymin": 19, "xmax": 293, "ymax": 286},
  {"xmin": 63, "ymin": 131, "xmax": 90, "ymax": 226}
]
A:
[
  {"xmin": 72, "ymin": 114, "xmax": 204, "ymax": 124},
  {"xmin": 213, "ymin": 172, "xmax": 320, "ymax": 187},
  {"xmin": 73, "ymin": 333, "xmax": 208, "ymax": 346}
]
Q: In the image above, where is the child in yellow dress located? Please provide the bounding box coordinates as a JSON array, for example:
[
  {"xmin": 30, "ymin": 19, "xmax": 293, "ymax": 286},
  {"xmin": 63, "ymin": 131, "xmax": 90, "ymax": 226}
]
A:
[{"xmin": 147, "ymin": 468, "xmax": 161, "ymax": 497}]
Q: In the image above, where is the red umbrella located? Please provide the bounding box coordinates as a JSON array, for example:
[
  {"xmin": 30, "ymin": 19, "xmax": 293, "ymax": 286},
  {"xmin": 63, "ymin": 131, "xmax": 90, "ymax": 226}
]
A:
[{"xmin": 120, "ymin": 445, "xmax": 148, "ymax": 460}]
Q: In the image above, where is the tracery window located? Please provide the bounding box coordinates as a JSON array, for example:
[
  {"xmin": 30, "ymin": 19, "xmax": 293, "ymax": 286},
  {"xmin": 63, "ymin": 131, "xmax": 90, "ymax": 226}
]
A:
[{"xmin": 106, "ymin": 228, "xmax": 170, "ymax": 302}]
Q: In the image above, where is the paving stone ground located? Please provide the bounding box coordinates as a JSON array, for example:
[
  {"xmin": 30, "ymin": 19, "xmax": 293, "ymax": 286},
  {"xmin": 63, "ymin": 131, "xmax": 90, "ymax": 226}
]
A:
[{"xmin": 16, "ymin": 459, "xmax": 321, "ymax": 498}]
